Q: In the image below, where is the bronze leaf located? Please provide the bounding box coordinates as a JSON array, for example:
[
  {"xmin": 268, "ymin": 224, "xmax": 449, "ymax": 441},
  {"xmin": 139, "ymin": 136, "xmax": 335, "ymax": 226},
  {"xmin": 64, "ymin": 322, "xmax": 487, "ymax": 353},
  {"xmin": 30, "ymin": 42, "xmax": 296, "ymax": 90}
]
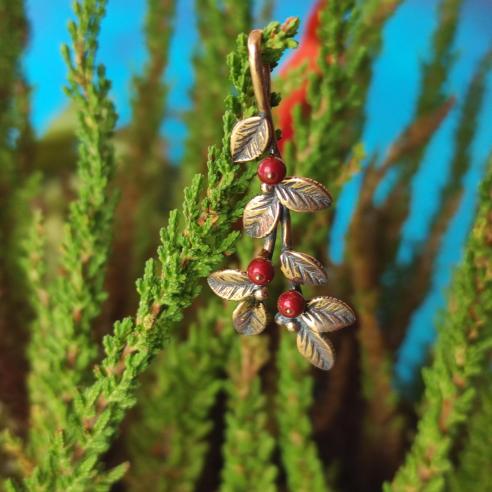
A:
[
  {"xmin": 275, "ymin": 176, "xmax": 332, "ymax": 212},
  {"xmin": 280, "ymin": 250, "xmax": 328, "ymax": 285},
  {"xmin": 207, "ymin": 270, "xmax": 255, "ymax": 301},
  {"xmin": 233, "ymin": 299, "xmax": 268, "ymax": 335},
  {"xmin": 243, "ymin": 193, "xmax": 280, "ymax": 238},
  {"xmin": 300, "ymin": 296, "xmax": 356, "ymax": 333},
  {"xmin": 296, "ymin": 327, "xmax": 335, "ymax": 370},
  {"xmin": 230, "ymin": 115, "xmax": 271, "ymax": 162}
]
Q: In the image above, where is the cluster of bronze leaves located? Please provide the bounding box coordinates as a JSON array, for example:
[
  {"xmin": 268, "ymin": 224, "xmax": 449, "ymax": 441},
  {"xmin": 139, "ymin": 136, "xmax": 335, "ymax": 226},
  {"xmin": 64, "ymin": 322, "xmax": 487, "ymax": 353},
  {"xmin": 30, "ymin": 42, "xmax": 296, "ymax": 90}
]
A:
[
  {"xmin": 207, "ymin": 31, "xmax": 355, "ymax": 369},
  {"xmin": 207, "ymin": 110, "xmax": 356, "ymax": 370}
]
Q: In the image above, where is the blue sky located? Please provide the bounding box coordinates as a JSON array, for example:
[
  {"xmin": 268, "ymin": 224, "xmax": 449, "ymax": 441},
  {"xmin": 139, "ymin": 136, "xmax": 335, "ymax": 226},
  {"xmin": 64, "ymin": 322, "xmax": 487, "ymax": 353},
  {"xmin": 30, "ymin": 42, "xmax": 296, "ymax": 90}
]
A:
[{"xmin": 23, "ymin": 0, "xmax": 492, "ymax": 392}]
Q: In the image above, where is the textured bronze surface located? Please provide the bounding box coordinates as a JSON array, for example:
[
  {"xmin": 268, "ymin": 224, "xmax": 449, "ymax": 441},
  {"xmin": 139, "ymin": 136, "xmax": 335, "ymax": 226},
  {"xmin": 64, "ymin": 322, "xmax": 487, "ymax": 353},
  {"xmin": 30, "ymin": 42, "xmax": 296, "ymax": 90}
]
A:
[
  {"xmin": 243, "ymin": 192, "xmax": 280, "ymax": 238},
  {"xmin": 207, "ymin": 270, "xmax": 256, "ymax": 301},
  {"xmin": 300, "ymin": 297, "xmax": 356, "ymax": 333},
  {"xmin": 280, "ymin": 250, "xmax": 328, "ymax": 285},
  {"xmin": 206, "ymin": 28, "xmax": 355, "ymax": 370},
  {"xmin": 275, "ymin": 176, "xmax": 332, "ymax": 212},
  {"xmin": 233, "ymin": 299, "xmax": 268, "ymax": 335},
  {"xmin": 230, "ymin": 115, "xmax": 271, "ymax": 163},
  {"xmin": 296, "ymin": 327, "xmax": 335, "ymax": 370}
]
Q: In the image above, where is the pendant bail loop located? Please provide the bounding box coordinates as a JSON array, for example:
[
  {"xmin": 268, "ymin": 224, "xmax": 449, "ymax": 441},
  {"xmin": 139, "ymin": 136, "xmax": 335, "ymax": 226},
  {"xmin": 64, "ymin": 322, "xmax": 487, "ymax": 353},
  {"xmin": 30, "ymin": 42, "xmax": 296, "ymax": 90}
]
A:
[{"xmin": 247, "ymin": 30, "xmax": 272, "ymax": 121}]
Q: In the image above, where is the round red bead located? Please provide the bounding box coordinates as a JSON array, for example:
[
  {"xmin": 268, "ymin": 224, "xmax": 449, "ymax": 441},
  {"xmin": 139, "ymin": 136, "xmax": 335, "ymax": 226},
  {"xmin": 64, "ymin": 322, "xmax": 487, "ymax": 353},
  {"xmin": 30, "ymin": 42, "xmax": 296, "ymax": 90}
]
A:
[
  {"xmin": 247, "ymin": 258, "xmax": 275, "ymax": 286},
  {"xmin": 257, "ymin": 157, "xmax": 286, "ymax": 185},
  {"xmin": 277, "ymin": 290, "xmax": 305, "ymax": 318}
]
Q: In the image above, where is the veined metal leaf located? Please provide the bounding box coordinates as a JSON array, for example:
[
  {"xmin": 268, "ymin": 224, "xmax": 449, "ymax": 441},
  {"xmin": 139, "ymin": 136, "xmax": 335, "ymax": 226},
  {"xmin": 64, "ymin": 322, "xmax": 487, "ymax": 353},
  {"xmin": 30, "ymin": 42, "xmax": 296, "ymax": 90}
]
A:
[
  {"xmin": 230, "ymin": 115, "xmax": 271, "ymax": 162},
  {"xmin": 300, "ymin": 296, "xmax": 356, "ymax": 333},
  {"xmin": 207, "ymin": 270, "xmax": 255, "ymax": 301},
  {"xmin": 296, "ymin": 327, "xmax": 335, "ymax": 370},
  {"xmin": 280, "ymin": 250, "xmax": 328, "ymax": 285},
  {"xmin": 233, "ymin": 299, "xmax": 268, "ymax": 335},
  {"xmin": 275, "ymin": 176, "xmax": 332, "ymax": 212},
  {"xmin": 243, "ymin": 193, "xmax": 280, "ymax": 238}
]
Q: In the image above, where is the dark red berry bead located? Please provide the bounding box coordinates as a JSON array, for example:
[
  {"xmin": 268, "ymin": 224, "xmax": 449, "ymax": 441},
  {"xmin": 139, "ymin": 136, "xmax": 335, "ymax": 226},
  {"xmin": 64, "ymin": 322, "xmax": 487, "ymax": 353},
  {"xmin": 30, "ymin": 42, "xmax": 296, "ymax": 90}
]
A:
[
  {"xmin": 247, "ymin": 258, "xmax": 275, "ymax": 286},
  {"xmin": 277, "ymin": 290, "xmax": 306, "ymax": 318},
  {"xmin": 257, "ymin": 157, "xmax": 286, "ymax": 185}
]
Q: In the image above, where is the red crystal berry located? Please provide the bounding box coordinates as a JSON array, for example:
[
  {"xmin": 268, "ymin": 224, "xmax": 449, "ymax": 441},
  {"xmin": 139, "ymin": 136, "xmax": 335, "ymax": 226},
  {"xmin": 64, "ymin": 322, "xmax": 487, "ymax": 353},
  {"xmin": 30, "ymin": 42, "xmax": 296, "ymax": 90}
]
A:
[
  {"xmin": 277, "ymin": 290, "xmax": 306, "ymax": 318},
  {"xmin": 247, "ymin": 258, "xmax": 275, "ymax": 286},
  {"xmin": 257, "ymin": 156, "xmax": 286, "ymax": 185}
]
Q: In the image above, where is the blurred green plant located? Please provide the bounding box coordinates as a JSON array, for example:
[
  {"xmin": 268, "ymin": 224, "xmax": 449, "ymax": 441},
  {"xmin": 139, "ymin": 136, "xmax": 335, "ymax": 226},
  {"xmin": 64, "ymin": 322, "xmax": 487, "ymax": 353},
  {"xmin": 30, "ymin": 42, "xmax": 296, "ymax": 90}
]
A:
[{"xmin": 0, "ymin": 0, "xmax": 491, "ymax": 491}]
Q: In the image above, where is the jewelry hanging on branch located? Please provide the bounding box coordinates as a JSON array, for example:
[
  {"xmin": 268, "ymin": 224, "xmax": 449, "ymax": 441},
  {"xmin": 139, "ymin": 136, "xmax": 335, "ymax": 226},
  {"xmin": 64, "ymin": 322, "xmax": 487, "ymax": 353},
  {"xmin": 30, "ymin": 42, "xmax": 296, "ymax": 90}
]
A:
[{"xmin": 207, "ymin": 29, "xmax": 356, "ymax": 370}]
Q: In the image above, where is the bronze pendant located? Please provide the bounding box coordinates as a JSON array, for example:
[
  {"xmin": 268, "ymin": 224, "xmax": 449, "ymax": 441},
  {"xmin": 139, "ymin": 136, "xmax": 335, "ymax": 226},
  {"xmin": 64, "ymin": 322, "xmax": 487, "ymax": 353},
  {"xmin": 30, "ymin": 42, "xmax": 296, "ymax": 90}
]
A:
[{"xmin": 207, "ymin": 29, "xmax": 355, "ymax": 370}]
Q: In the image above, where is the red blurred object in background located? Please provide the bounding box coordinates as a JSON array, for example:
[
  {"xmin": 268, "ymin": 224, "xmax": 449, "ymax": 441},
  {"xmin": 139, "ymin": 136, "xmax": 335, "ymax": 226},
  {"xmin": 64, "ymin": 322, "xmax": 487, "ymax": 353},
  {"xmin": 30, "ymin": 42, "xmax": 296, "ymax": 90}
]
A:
[{"xmin": 276, "ymin": 1, "xmax": 324, "ymax": 149}]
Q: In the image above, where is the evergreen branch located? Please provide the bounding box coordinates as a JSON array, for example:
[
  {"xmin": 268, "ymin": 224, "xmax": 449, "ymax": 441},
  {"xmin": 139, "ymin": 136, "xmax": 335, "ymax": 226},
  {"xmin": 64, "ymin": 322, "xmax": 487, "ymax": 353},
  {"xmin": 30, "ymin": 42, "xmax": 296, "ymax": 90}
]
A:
[
  {"xmin": 385, "ymin": 154, "xmax": 492, "ymax": 491},
  {"xmin": 276, "ymin": 2, "xmax": 398, "ymax": 488},
  {"xmin": 449, "ymin": 369, "xmax": 492, "ymax": 492},
  {"xmin": 18, "ymin": 19, "xmax": 299, "ymax": 492},
  {"xmin": 108, "ymin": 0, "xmax": 176, "ymax": 324},
  {"xmin": 0, "ymin": 428, "xmax": 34, "ymax": 478},
  {"xmin": 127, "ymin": 238, "xmax": 262, "ymax": 491},
  {"xmin": 287, "ymin": 0, "xmax": 401, "ymax": 186},
  {"xmin": 378, "ymin": 0, "xmax": 462, "ymax": 274},
  {"xmin": 130, "ymin": 0, "xmax": 175, "ymax": 160},
  {"xmin": 126, "ymin": 299, "xmax": 229, "ymax": 491},
  {"xmin": 220, "ymin": 337, "xmax": 277, "ymax": 492},
  {"xmin": 341, "ymin": 97, "xmax": 455, "ymax": 480},
  {"xmin": 217, "ymin": 232, "xmax": 280, "ymax": 492},
  {"xmin": 386, "ymin": 50, "xmax": 492, "ymax": 351},
  {"xmin": 339, "ymin": 1, "xmax": 461, "ymax": 480},
  {"xmin": 180, "ymin": 0, "xmax": 252, "ymax": 183},
  {"xmin": 25, "ymin": 0, "xmax": 118, "ymax": 459},
  {"xmin": 0, "ymin": 0, "xmax": 31, "ymax": 426},
  {"xmin": 276, "ymin": 334, "xmax": 330, "ymax": 492},
  {"xmin": 126, "ymin": 240, "xmax": 258, "ymax": 490}
]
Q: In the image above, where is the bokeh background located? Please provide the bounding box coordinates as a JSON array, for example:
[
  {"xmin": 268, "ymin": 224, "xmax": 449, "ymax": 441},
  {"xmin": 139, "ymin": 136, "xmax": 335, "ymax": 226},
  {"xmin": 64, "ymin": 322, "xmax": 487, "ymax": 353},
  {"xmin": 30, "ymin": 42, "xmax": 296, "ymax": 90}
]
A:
[
  {"xmin": 2, "ymin": 0, "xmax": 492, "ymax": 490},
  {"xmin": 24, "ymin": 0, "xmax": 492, "ymax": 392}
]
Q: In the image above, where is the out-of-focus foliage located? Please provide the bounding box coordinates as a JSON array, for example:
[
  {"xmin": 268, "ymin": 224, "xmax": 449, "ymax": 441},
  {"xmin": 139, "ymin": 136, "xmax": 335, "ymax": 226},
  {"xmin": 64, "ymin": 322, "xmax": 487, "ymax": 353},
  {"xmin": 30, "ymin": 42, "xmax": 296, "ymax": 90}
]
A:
[{"xmin": 0, "ymin": 0, "xmax": 491, "ymax": 491}]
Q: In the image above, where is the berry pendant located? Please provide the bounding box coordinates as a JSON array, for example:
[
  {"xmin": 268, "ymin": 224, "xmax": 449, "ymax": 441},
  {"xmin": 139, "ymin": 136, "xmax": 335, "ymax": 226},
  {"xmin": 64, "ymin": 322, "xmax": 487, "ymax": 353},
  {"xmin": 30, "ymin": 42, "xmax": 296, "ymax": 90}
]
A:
[{"xmin": 207, "ymin": 29, "xmax": 356, "ymax": 370}]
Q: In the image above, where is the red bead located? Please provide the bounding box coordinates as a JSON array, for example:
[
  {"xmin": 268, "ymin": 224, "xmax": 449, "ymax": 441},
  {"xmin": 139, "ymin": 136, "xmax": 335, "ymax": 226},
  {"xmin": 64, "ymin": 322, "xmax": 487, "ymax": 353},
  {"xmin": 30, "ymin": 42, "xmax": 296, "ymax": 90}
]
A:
[
  {"xmin": 247, "ymin": 258, "xmax": 275, "ymax": 286},
  {"xmin": 257, "ymin": 157, "xmax": 286, "ymax": 185},
  {"xmin": 277, "ymin": 290, "xmax": 305, "ymax": 318}
]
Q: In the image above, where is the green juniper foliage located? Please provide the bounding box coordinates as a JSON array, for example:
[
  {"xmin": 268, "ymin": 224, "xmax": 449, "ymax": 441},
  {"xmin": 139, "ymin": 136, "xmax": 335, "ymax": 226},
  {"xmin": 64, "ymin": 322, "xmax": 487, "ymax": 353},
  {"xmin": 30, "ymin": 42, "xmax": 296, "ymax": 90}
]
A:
[
  {"xmin": 449, "ymin": 372, "xmax": 492, "ymax": 492},
  {"xmin": 220, "ymin": 336, "xmax": 277, "ymax": 492},
  {"xmin": 1, "ymin": 1, "xmax": 492, "ymax": 491},
  {"xmin": 385, "ymin": 154, "xmax": 492, "ymax": 491},
  {"xmin": 0, "ymin": 0, "xmax": 32, "ymax": 425},
  {"xmin": 382, "ymin": 47, "xmax": 492, "ymax": 364},
  {"xmin": 127, "ymin": 12, "xmax": 295, "ymax": 490},
  {"xmin": 378, "ymin": 0, "xmax": 462, "ymax": 284},
  {"xmin": 180, "ymin": 0, "xmax": 252, "ymax": 181},
  {"xmin": 7, "ymin": 8, "xmax": 299, "ymax": 490},
  {"xmin": 127, "ymin": 299, "xmax": 227, "ymax": 492},
  {"xmin": 123, "ymin": 0, "xmax": 178, "ymax": 273},
  {"xmin": 275, "ymin": 2, "xmax": 401, "ymax": 489},
  {"xmin": 108, "ymin": 0, "xmax": 177, "ymax": 324},
  {"xmin": 24, "ymin": 0, "xmax": 118, "ymax": 463}
]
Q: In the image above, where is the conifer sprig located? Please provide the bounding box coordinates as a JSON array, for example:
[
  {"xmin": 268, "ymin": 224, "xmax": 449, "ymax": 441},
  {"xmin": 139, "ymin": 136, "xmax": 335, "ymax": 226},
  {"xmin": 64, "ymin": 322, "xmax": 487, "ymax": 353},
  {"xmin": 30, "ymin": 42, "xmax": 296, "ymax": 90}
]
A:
[
  {"xmin": 220, "ymin": 337, "xmax": 277, "ymax": 492},
  {"xmin": 0, "ymin": 0, "xmax": 31, "ymax": 424},
  {"xmin": 378, "ymin": 0, "xmax": 462, "ymax": 272},
  {"xmin": 276, "ymin": 334, "xmax": 330, "ymax": 492},
  {"xmin": 275, "ymin": 2, "xmax": 399, "ymax": 487},
  {"xmin": 18, "ymin": 19, "xmax": 299, "ymax": 491},
  {"xmin": 127, "ymin": 299, "xmax": 228, "ymax": 491},
  {"xmin": 385, "ymin": 154, "xmax": 492, "ymax": 491},
  {"xmin": 180, "ymin": 0, "xmax": 252, "ymax": 182},
  {"xmin": 449, "ymin": 373, "xmax": 492, "ymax": 492},
  {"xmin": 25, "ymin": 0, "xmax": 118, "ymax": 459},
  {"xmin": 109, "ymin": 0, "xmax": 177, "ymax": 323},
  {"xmin": 385, "ymin": 48, "xmax": 492, "ymax": 352}
]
